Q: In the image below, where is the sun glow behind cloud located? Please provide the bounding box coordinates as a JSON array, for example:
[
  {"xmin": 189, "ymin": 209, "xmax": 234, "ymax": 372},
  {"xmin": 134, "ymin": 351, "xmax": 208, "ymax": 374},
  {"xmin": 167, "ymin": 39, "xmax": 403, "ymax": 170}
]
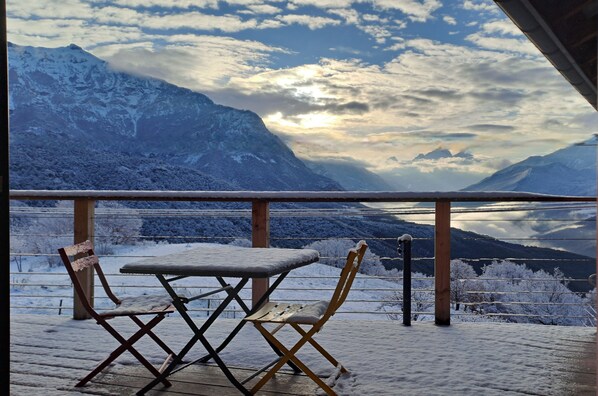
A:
[{"xmin": 6, "ymin": 0, "xmax": 598, "ymax": 189}]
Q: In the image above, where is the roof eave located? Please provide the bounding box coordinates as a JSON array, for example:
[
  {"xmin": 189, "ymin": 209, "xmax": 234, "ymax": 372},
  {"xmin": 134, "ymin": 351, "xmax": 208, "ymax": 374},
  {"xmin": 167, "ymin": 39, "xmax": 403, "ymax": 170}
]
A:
[{"xmin": 495, "ymin": 0, "xmax": 597, "ymax": 111}]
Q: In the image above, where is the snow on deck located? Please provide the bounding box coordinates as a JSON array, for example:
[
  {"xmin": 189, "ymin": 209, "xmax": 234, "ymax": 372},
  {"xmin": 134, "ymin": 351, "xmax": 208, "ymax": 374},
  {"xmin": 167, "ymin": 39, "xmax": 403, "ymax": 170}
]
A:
[{"xmin": 10, "ymin": 314, "xmax": 596, "ymax": 395}]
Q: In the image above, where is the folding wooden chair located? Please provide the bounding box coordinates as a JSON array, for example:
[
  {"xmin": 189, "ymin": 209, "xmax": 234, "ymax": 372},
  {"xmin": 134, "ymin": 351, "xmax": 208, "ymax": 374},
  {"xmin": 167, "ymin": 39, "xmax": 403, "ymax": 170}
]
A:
[
  {"xmin": 244, "ymin": 240, "xmax": 368, "ymax": 396},
  {"xmin": 58, "ymin": 240, "xmax": 176, "ymax": 387}
]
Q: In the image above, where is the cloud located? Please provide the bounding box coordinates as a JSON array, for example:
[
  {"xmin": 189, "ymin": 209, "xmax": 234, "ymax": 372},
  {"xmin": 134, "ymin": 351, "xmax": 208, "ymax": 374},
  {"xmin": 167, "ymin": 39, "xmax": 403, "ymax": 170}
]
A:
[
  {"xmin": 357, "ymin": 24, "xmax": 392, "ymax": 43},
  {"xmin": 243, "ymin": 4, "xmax": 283, "ymax": 15},
  {"xmin": 98, "ymin": 0, "xmax": 219, "ymax": 9},
  {"xmin": 443, "ymin": 15, "xmax": 457, "ymax": 25},
  {"xmin": 462, "ymin": 0, "xmax": 498, "ymax": 13},
  {"xmin": 373, "ymin": 0, "xmax": 442, "ymax": 22},
  {"xmin": 409, "ymin": 131, "xmax": 478, "ymax": 140},
  {"xmin": 7, "ymin": 0, "xmax": 598, "ymax": 185},
  {"xmin": 7, "ymin": 17, "xmax": 145, "ymax": 48},
  {"xmin": 93, "ymin": 35, "xmax": 287, "ymax": 91},
  {"xmin": 481, "ymin": 19, "xmax": 523, "ymax": 36},
  {"xmin": 327, "ymin": 8, "xmax": 360, "ymax": 24},
  {"xmin": 134, "ymin": 11, "xmax": 260, "ymax": 32},
  {"xmin": 380, "ymin": 165, "xmax": 488, "ymax": 191},
  {"xmin": 466, "ymin": 32, "xmax": 538, "ymax": 55},
  {"xmin": 226, "ymin": 37, "xmax": 596, "ymax": 171},
  {"xmin": 8, "ymin": 0, "xmax": 94, "ymax": 19},
  {"xmin": 413, "ymin": 88, "xmax": 462, "ymax": 99},
  {"xmin": 466, "ymin": 124, "xmax": 515, "ymax": 132},
  {"xmin": 288, "ymin": 0, "xmax": 353, "ymax": 9},
  {"xmin": 276, "ymin": 14, "xmax": 342, "ymax": 30}
]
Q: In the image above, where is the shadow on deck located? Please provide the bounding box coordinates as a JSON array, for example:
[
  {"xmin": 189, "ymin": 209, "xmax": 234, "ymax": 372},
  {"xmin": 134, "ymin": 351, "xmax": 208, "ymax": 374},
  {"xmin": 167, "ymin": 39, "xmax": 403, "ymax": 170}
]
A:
[{"xmin": 10, "ymin": 314, "xmax": 597, "ymax": 395}]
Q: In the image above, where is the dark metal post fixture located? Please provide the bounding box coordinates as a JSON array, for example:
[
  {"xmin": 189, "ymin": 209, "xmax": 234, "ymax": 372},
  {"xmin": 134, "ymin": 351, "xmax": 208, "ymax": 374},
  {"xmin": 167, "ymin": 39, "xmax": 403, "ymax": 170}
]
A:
[{"xmin": 398, "ymin": 234, "xmax": 413, "ymax": 326}]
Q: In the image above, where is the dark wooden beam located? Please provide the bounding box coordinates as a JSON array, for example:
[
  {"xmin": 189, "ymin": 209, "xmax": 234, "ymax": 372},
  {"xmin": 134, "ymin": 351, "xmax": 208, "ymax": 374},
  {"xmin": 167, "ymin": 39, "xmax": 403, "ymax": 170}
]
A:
[
  {"xmin": 571, "ymin": 30, "xmax": 597, "ymax": 49},
  {"xmin": 0, "ymin": 0, "xmax": 10, "ymax": 393},
  {"xmin": 556, "ymin": 0, "xmax": 593, "ymax": 22},
  {"xmin": 582, "ymin": 53, "xmax": 597, "ymax": 68}
]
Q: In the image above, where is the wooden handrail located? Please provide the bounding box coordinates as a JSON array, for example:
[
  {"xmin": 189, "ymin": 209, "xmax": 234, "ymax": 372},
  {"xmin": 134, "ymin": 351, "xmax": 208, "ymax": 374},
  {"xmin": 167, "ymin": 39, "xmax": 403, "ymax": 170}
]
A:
[{"xmin": 9, "ymin": 190, "xmax": 595, "ymax": 202}]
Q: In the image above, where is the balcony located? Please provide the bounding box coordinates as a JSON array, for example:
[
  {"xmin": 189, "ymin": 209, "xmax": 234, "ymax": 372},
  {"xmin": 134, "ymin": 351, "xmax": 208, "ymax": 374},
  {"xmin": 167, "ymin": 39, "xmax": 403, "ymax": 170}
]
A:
[
  {"xmin": 11, "ymin": 313, "xmax": 596, "ymax": 395},
  {"xmin": 8, "ymin": 190, "xmax": 598, "ymax": 394}
]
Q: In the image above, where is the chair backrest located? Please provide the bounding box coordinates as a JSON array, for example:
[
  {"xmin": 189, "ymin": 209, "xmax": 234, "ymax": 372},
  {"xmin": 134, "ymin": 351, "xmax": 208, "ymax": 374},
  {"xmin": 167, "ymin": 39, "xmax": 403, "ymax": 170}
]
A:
[
  {"xmin": 323, "ymin": 240, "xmax": 368, "ymax": 320},
  {"xmin": 58, "ymin": 240, "xmax": 120, "ymax": 318}
]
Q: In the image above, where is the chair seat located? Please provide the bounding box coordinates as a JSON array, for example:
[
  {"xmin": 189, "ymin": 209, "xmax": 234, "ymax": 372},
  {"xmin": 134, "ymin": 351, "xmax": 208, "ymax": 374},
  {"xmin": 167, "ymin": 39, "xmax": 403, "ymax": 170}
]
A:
[
  {"xmin": 245, "ymin": 301, "xmax": 329, "ymax": 324},
  {"xmin": 100, "ymin": 295, "xmax": 175, "ymax": 317}
]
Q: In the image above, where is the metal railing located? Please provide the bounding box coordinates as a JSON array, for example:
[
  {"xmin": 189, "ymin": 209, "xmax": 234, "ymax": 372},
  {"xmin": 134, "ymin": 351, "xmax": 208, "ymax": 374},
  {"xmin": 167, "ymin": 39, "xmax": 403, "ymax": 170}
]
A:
[{"xmin": 8, "ymin": 190, "xmax": 596, "ymax": 325}]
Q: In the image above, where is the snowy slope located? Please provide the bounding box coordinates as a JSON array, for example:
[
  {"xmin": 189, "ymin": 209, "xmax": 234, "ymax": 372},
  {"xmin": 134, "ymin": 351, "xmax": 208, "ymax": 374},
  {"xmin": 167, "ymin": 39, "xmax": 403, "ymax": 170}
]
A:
[
  {"xmin": 464, "ymin": 136, "xmax": 596, "ymax": 196},
  {"xmin": 8, "ymin": 43, "xmax": 341, "ymax": 191}
]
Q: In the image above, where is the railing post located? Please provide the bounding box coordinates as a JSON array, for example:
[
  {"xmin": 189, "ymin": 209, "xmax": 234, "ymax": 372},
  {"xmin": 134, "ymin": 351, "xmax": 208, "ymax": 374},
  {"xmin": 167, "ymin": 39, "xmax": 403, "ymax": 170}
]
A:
[
  {"xmin": 73, "ymin": 198, "xmax": 95, "ymax": 320},
  {"xmin": 252, "ymin": 200, "xmax": 269, "ymax": 309},
  {"xmin": 435, "ymin": 200, "xmax": 451, "ymax": 325},
  {"xmin": 398, "ymin": 234, "xmax": 413, "ymax": 326}
]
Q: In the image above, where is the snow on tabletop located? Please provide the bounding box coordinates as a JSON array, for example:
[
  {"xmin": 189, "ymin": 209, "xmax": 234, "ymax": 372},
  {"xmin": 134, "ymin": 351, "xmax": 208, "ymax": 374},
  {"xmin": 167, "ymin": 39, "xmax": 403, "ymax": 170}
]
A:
[
  {"xmin": 120, "ymin": 244, "xmax": 320, "ymax": 277},
  {"xmin": 10, "ymin": 314, "xmax": 596, "ymax": 395}
]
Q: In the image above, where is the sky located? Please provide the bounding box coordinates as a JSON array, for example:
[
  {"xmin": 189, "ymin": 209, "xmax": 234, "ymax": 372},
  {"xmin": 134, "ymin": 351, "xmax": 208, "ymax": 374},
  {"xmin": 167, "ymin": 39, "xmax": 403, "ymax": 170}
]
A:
[{"xmin": 6, "ymin": 0, "xmax": 598, "ymax": 190}]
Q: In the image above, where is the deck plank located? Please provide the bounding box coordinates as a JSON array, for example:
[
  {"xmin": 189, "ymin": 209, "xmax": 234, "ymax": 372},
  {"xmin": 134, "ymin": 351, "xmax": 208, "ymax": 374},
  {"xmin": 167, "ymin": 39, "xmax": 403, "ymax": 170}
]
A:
[{"xmin": 10, "ymin": 314, "xmax": 596, "ymax": 395}]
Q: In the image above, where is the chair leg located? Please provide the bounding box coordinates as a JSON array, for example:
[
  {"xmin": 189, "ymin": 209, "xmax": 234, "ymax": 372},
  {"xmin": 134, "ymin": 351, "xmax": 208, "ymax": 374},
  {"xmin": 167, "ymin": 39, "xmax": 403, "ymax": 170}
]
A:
[
  {"xmin": 290, "ymin": 323, "xmax": 347, "ymax": 373},
  {"xmin": 76, "ymin": 315, "xmax": 171, "ymax": 388},
  {"xmin": 130, "ymin": 315, "xmax": 176, "ymax": 356},
  {"xmin": 251, "ymin": 323, "xmax": 337, "ymax": 396}
]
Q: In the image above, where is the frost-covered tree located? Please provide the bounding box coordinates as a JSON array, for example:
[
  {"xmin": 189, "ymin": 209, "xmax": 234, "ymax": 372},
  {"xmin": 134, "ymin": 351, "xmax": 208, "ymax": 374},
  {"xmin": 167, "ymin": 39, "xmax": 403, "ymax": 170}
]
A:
[
  {"xmin": 95, "ymin": 202, "xmax": 143, "ymax": 254},
  {"xmin": 10, "ymin": 233, "xmax": 27, "ymax": 272},
  {"xmin": 450, "ymin": 260, "xmax": 477, "ymax": 311},
  {"xmin": 383, "ymin": 271, "xmax": 434, "ymax": 322},
  {"xmin": 302, "ymin": 239, "xmax": 387, "ymax": 276},
  {"xmin": 473, "ymin": 261, "xmax": 588, "ymax": 326},
  {"xmin": 14, "ymin": 201, "xmax": 143, "ymax": 266},
  {"xmin": 24, "ymin": 201, "xmax": 72, "ymax": 268}
]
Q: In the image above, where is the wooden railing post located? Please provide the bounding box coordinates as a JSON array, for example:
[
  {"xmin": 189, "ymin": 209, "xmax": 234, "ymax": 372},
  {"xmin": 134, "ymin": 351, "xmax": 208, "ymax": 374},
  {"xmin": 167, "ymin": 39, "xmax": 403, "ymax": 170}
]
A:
[
  {"xmin": 435, "ymin": 200, "xmax": 451, "ymax": 325},
  {"xmin": 252, "ymin": 200, "xmax": 270, "ymax": 309},
  {"xmin": 73, "ymin": 198, "xmax": 95, "ymax": 320}
]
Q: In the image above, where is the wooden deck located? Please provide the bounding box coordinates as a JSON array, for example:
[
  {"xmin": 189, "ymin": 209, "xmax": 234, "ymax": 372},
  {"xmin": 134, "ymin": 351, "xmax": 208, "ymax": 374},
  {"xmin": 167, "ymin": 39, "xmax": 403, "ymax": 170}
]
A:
[{"xmin": 10, "ymin": 314, "xmax": 597, "ymax": 395}]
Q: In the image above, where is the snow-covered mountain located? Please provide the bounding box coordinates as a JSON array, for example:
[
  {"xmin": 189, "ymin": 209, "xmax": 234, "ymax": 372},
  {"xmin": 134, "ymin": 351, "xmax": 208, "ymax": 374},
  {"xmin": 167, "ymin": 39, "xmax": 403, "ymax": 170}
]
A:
[
  {"xmin": 8, "ymin": 43, "xmax": 340, "ymax": 191},
  {"xmin": 462, "ymin": 138, "xmax": 596, "ymax": 257},
  {"xmin": 413, "ymin": 148, "xmax": 473, "ymax": 161},
  {"xmin": 463, "ymin": 137, "xmax": 595, "ymax": 196}
]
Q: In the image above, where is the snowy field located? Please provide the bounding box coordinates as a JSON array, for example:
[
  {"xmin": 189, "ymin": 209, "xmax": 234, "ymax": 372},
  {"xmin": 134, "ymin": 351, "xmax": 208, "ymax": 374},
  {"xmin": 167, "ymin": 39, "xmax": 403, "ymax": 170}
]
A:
[
  {"xmin": 10, "ymin": 314, "xmax": 596, "ymax": 395},
  {"xmin": 11, "ymin": 241, "xmax": 589, "ymax": 325},
  {"xmin": 10, "ymin": 242, "xmax": 408, "ymax": 321}
]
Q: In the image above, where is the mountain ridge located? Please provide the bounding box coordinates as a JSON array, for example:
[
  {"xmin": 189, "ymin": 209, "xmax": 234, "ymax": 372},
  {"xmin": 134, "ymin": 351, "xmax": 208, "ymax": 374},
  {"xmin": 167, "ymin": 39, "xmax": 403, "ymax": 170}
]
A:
[
  {"xmin": 8, "ymin": 42, "xmax": 341, "ymax": 192},
  {"xmin": 463, "ymin": 137, "xmax": 595, "ymax": 196}
]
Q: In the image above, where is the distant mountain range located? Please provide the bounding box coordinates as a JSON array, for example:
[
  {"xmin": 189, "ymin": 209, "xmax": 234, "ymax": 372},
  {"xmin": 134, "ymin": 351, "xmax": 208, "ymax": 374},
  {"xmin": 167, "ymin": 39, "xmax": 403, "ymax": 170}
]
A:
[
  {"xmin": 8, "ymin": 43, "xmax": 594, "ymax": 288},
  {"xmin": 462, "ymin": 137, "xmax": 595, "ymax": 258},
  {"xmin": 464, "ymin": 137, "xmax": 595, "ymax": 196},
  {"xmin": 413, "ymin": 148, "xmax": 473, "ymax": 161}
]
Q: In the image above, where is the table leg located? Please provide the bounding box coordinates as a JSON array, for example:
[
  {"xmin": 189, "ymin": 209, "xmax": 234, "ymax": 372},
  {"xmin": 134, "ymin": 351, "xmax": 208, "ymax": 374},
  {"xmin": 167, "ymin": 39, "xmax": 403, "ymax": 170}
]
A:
[
  {"xmin": 198, "ymin": 274, "xmax": 301, "ymax": 373},
  {"xmin": 137, "ymin": 275, "xmax": 251, "ymax": 395}
]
